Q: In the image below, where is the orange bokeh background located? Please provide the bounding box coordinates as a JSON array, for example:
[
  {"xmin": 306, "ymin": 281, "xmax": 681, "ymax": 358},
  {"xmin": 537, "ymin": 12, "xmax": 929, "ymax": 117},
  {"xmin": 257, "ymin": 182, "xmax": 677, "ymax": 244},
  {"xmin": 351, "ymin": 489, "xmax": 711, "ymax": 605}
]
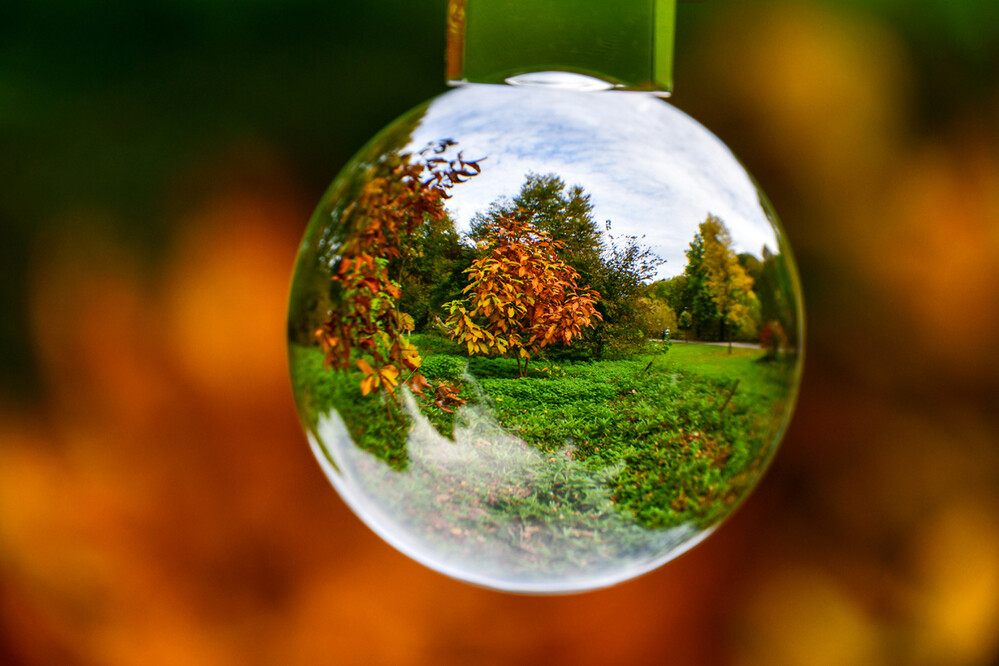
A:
[{"xmin": 2, "ymin": 1, "xmax": 998, "ymax": 664}]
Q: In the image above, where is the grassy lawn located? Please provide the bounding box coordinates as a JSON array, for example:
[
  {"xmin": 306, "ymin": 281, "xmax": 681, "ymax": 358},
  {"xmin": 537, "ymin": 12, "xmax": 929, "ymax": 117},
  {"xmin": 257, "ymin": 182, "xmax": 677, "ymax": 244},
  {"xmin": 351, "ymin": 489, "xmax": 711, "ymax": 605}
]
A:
[{"xmin": 290, "ymin": 337, "xmax": 798, "ymax": 533}]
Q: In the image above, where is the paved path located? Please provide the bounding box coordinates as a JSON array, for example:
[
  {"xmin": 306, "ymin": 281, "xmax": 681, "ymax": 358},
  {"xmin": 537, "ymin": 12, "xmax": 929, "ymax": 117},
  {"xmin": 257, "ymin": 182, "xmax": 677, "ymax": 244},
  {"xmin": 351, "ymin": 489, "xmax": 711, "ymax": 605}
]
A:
[{"xmin": 649, "ymin": 339, "xmax": 761, "ymax": 350}]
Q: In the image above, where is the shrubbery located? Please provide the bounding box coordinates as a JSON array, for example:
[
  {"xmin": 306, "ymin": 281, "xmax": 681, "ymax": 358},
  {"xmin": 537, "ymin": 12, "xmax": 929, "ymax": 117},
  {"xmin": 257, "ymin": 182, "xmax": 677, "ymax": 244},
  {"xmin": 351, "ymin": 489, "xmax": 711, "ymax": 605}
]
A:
[{"xmin": 420, "ymin": 354, "xmax": 467, "ymax": 381}]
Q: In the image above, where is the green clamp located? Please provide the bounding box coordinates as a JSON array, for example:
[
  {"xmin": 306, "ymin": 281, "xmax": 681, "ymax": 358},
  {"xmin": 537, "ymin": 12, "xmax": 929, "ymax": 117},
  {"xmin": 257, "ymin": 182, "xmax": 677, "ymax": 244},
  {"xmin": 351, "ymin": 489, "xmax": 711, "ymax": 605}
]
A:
[{"xmin": 447, "ymin": 0, "xmax": 676, "ymax": 96}]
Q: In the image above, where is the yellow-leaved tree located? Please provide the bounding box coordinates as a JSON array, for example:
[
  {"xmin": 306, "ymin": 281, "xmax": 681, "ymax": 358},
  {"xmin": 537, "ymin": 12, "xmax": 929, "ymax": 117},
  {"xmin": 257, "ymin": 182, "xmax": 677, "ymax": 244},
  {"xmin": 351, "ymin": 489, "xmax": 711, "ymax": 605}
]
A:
[{"xmin": 700, "ymin": 215, "xmax": 757, "ymax": 353}]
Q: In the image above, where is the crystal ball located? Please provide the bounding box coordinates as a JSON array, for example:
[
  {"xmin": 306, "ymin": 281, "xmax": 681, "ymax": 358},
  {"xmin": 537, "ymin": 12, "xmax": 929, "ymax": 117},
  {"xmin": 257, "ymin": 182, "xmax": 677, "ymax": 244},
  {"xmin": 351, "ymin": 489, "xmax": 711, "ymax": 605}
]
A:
[{"xmin": 288, "ymin": 83, "xmax": 803, "ymax": 593}]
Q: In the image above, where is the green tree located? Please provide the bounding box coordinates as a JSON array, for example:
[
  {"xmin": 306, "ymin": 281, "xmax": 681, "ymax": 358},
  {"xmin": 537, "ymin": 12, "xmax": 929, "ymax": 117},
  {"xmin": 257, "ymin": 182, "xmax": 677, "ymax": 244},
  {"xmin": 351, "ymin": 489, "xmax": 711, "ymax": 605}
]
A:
[
  {"xmin": 755, "ymin": 245, "xmax": 798, "ymax": 350},
  {"xmin": 472, "ymin": 174, "xmax": 662, "ymax": 359},
  {"xmin": 470, "ymin": 173, "xmax": 603, "ymax": 278},
  {"xmin": 653, "ymin": 275, "xmax": 689, "ymax": 318},
  {"xmin": 397, "ymin": 210, "xmax": 474, "ymax": 330},
  {"xmin": 738, "ymin": 253, "xmax": 763, "ymax": 285},
  {"xmin": 582, "ymin": 223, "xmax": 664, "ymax": 358},
  {"xmin": 683, "ymin": 227, "xmax": 721, "ymax": 341}
]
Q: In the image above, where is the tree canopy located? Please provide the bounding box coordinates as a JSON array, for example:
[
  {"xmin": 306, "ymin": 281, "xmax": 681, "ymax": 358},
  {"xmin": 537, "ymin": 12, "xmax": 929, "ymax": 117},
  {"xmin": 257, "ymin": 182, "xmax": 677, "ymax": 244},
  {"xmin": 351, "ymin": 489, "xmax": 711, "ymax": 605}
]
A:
[
  {"xmin": 470, "ymin": 173, "xmax": 604, "ymax": 278},
  {"xmin": 313, "ymin": 141, "xmax": 483, "ymax": 400},
  {"xmin": 445, "ymin": 215, "xmax": 601, "ymax": 375},
  {"xmin": 701, "ymin": 216, "xmax": 757, "ymax": 347},
  {"xmin": 680, "ymin": 215, "xmax": 764, "ymax": 349}
]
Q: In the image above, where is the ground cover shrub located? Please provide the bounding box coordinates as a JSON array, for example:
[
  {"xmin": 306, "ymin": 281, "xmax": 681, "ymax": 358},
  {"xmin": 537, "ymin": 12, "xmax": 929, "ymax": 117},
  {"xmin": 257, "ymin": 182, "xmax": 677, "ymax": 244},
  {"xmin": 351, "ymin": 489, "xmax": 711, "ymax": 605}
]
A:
[
  {"xmin": 465, "ymin": 345, "xmax": 792, "ymax": 528},
  {"xmin": 291, "ymin": 341, "xmax": 794, "ymax": 532},
  {"xmin": 419, "ymin": 354, "xmax": 467, "ymax": 381},
  {"xmin": 466, "ymin": 356, "xmax": 521, "ymax": 379},
  {"xmin": 410, "ymin": 332, "xmax": 464, "ymax": 357},
  {"xmin": 479, "ymin": 376, "xmax": 618, "ymax": 409},
  {"xmin": 290, "ymin": 344, "xmax": 411, "ymax": 469}
]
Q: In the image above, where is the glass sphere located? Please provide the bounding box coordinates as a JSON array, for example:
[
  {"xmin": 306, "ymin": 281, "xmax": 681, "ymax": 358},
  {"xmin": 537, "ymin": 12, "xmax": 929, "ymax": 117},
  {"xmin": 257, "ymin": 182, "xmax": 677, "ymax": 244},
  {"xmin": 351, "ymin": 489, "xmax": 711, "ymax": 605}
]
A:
[{"xmin": 288, "ymin": 83, "xmax": 803, "ymax": 593}]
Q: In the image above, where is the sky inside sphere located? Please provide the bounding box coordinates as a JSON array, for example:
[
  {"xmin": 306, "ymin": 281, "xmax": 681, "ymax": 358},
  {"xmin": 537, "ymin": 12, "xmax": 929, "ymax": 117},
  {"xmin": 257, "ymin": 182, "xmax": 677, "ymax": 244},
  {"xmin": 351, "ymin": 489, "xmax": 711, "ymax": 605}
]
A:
[{"xmin": 406, "ymin": 84, "xmax": 780, "ymax": 280}]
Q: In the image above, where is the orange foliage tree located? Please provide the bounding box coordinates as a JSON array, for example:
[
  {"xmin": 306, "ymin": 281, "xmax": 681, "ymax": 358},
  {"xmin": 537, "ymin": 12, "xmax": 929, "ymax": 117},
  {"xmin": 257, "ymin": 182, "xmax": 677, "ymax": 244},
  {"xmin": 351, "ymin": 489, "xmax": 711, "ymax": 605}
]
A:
[
  {"xmin": 315, "ymin": 141, "xmax": 481, "ymax": 400},
  {"xmin": 445, "ymin": 216, "xmax": 601, "ymax": 376}
]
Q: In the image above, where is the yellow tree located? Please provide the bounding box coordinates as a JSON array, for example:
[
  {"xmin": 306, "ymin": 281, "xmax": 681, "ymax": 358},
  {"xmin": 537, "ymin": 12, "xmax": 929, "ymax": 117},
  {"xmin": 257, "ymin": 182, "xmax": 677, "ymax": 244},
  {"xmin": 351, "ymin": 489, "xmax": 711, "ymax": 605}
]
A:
[
  {"xmin": 700, "ymin": 215, "xmax": 756, "ymax": 353},
  {"xmin": 445, "ymin": 216, "xmax": 601, "ymax": 376},
  {"xmin": 637, "ymin": 297, "xmax": 678, "ymax": 339}
]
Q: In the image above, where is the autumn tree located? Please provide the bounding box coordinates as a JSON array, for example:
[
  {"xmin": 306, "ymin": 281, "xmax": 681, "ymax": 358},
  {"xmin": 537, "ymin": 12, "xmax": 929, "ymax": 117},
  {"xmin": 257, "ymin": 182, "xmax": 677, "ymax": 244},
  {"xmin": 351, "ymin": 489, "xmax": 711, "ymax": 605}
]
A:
[
  {"xmin": 678, "ymin": 310, "xmax": 693, "ymax": 342},
  {"xmin": 468, "ymin": 173, "xmax": 662, "ymax": 359},
  {"xmin": 445, "ymin": 216, "xmax": 601, "ymax": 376},
  {"xmin": 288, "ymin": 110, "xmax": 431, "ymax": 348},
  {"xmin": 313, "ymin": 140, "xmax": 482, "ymax": 401},
  {"xmin": 469, "ymin": 173, "xmax": 604, "ymax": 278},
  {"xmin": 699, "ymin": 215, "xmax": 756, "ymax": 352},
  {"xmin": 636, "ymin": 297, "xmax": 677, "ymax": 339}
]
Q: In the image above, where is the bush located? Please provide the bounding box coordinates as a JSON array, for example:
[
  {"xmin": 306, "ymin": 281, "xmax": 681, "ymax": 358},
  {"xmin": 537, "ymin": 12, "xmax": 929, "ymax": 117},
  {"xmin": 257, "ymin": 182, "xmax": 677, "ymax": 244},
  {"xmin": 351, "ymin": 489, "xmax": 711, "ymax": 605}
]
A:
[
  {"xmin": 420, "ymin": 354, "xmax": 467, "ymax": 381},
  {"xmin": 467, "ymin": 356, "xmax": 521, "ymax": 379},
  {"xmin": 411, "ymin": 333, "xmax": 464, "ymax": 357}
]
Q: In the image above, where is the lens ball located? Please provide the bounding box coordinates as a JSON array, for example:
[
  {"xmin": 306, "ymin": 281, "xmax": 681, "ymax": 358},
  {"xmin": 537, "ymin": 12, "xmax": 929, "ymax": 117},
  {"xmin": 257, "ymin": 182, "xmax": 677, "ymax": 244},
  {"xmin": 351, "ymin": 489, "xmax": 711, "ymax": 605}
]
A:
[{"xmin": 288, "ymin": 83, "xmax": 803, "ymax": 593}]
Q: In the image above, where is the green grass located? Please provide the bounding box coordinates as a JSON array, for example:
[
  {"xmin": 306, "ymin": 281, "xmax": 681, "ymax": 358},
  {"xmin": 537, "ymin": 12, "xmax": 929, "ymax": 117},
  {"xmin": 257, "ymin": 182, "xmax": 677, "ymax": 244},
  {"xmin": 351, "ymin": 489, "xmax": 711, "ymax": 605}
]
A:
[
  {"xmin": 289, "ymin": 338, "xmax": 798, "ymax": 534},
  {"xmin": 664, "ymin": 343, "xmax": 789, "ymax": 403},
  {"xmin": 289, "ymin": 345, "xmax": 412, "ymax": 469}
]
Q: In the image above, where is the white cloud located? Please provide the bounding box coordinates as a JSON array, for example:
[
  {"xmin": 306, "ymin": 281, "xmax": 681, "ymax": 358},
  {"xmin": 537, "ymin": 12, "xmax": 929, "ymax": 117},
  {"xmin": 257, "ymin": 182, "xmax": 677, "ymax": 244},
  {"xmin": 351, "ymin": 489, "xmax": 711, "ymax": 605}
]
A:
[{"xmin": 406, "ymin": 84, "xmax": 779, "ymax": 279}]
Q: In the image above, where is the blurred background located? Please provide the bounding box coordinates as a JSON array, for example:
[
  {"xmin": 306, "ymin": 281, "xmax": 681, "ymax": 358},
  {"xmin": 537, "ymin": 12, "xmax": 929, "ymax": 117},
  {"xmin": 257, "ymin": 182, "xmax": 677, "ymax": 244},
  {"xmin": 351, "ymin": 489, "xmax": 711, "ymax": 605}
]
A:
[{"xmin": 2, "ymin": 0, "xmax": 998, "ymax": 663}]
